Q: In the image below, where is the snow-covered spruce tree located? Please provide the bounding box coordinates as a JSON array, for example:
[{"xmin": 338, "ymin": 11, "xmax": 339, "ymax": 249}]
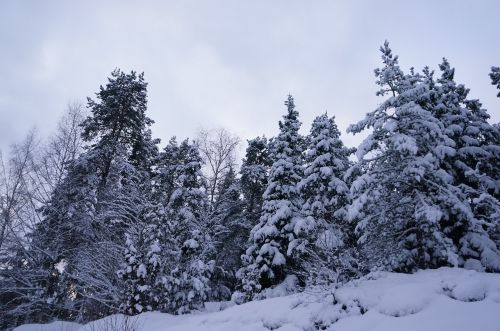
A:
[
  {"xmin": 114, "ymin": 162, "xmax": 167, "ymax": 316},
  {"xmin": 347, "ymin": 42, "xmax": 493, "ymax": 272},
  {"xmin": 233, "ymin": 137, "xmax": 272, "ymax": 297},
  {"xmin": 434, "ymin": 61, "xmax": 499, "ymax": 194},
  {"xmin": 153, "ymin": 137, "xmax": 181, "ymax": 203},
  {"xmin": 239, "ymin": 95, "xmax": 305, "ymax": 297},
  {"xmin": 160, "ymin": 139, "xmax": 214, "ymax": 314},
  {"xmin": 240, "ymin": 136, "xmax": 272, "ymax": 227},
  {"xmin": 117, "ymin": 220, "xmax": 161, "ymax": 315},
  {"xmin": 298, "ymin": 113, "xmax": 358, "ymax": 283},
  {"xmin": 425, "ymin": 60, "xmax": 500, "ymax": 267},
  {"xmin": 136, "ymin": 137, "xmax": 185, "ymax": 313}
]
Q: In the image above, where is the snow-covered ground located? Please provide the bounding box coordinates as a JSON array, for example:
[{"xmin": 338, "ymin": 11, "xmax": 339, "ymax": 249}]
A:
[{"xmin": 14, "ymin": 267, "xmax": 500, "ymax": 331}]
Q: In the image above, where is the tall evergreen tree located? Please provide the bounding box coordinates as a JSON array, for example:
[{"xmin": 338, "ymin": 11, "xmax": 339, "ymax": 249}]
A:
[
  {"xmin": 240, "ymin": 95, "xmax": 305, "ymax": 296},
  {"xmin": 82, "ymin": 69, "xmax": 158, "ymax": 174},
  {"xmin": 240, "ymin": 136, "xmax": 271, "ymax": 226},
  {"xmin": 348, "ymin": 42, "xmax": 500, "ymax": 272},
  {"xmin": 118, "ymin": 137, "xmax": 211, "ymax": 316},
  {"xmin": 153, "ymin": 137, "xmax": 181, "ymax": 203},
  {"xmin": 160, "ymin": 139, "xmax": 214, "ymax": 314},
  {"xmin": 25, "ymin": 69, "xmax": 160, "ymax": 322},
  {"xmin": 298, "ymin": 113, "xmax": 357, "ymax": 282},
  {"xmin": 118, "ymin": 221, "xmax": 161, "ymax": 315},
  {"xmin": 208, "ymin": 167, "xmax": 245, "ymax": 299},
  {"xmin": 434, "ymin": 60, "xmax": 499, "ymax": 192},
  {"xmin": 428, "ymin": 60, "xmax": 500, "ymax": 263}
]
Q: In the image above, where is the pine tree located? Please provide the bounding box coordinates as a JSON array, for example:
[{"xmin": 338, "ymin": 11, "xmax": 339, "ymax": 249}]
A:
[
  {"xmin": 82, "ymin": 69, "xmax": 158, "ymax": 173},
  {"xmin": 298, "ymin": 113, "xmax": 357, "ymax": 282},
  {"xmin": 348, "ymin": 42, "xmax": 481, "ymax": 272},
  {"xmin": 240, "ymin": 95, "xmax": 305, "ymax": 296},
  {"xmin": 26, "ymin": 69, "xmax": 160, "ymax": 321}
]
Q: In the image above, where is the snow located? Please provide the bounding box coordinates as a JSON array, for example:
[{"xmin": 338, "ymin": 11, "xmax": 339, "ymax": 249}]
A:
[
  {"xmin": 137, "ymin": 263, "xmax": 147, "ymax": 278},
  {"xmin": 14, "ymin": 321, "xmax": 81, "ymax": 331},
  {"xmin": 14, "ymin": 268, "xmax": 500, "ymax": 331},
  {"xmin": 54, "ymin": 259, "xmax": 67, "ymax": 274}
]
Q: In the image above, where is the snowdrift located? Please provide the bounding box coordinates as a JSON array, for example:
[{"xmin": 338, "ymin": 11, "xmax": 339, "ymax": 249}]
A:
[{"xmin": 14, "ymin": 267, "xmax": 500, "ymax": 331}]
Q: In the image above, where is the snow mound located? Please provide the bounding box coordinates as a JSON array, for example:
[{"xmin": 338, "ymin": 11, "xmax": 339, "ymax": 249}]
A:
[
  {"xmin": 376, "ymin": 283, "xmax": 433, "ymax": 317},
  {"xmin": 14, "ymin": 268, "xmax": 500, "ymax": 331}
]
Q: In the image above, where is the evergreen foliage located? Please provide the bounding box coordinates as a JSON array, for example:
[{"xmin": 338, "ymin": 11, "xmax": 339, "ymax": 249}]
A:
[
  {"xmin": 159, "ymin": 139, "xmax": 214, "ymax": 314},
  {"xmin": 240, "ymin": 136, "xmax": 272, "ymax": 226},
  {"xmin": 239, "ymin": 95, "xmax": 305, "ymax": 296},
  {"xmin": 298, "ymin": 113, "xmax": 358, "ymax": 283},
  {"xmin": 347, "ymin": 42, "xmax": 500, "ymax": 272}
]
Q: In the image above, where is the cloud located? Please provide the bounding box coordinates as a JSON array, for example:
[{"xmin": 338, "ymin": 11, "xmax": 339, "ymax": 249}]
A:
[{"xmin": 0, "ymin": 0, "xmax": 499, "ymax": 153}]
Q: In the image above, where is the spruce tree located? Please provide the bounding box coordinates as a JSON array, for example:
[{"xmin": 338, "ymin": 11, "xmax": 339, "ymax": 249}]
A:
[
  {"xmin": 427, "ymin": 60, "xmax": 500, "ymax": 268},
  {"xmin": 118, "ymin": 222, "xmax": 161, "ymax": 315},
  {"xmin": 153, "ymin": 137, "xmax": 181, "ymax": 203},
  {"xmin": 298, "ymin": 113, "xmax": 357, "ymax": 282},
  {"xmin": 240, "ymin": 136, "xmax": 271, "ymax": 227},
  {"xmin": 240, "ymin": 95, "xmax": 305, "ymax": 296},
  {"xmin": 434, "ymin": 59, "xmax": 499, "ymax": 194},
  {"xmin": 160, "ymin": 139, "xmax": 213, "ymax": 314}
]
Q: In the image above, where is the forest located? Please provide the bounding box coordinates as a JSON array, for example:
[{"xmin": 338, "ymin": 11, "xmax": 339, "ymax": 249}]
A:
[{"xmin": 1, "ymin": 42, "xmax": 499, "ymax": 330}]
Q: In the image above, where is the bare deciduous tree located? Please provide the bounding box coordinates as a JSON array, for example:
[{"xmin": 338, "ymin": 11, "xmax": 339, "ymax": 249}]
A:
[
  {"xmin": 30, "ymin": 101, "xmax": 86, "ymax": 204},
  {"xmin": 196, "ymin": 127, "xmax": 240, "ymax": 209},
  {"xmin": 0, "ymin": 131, "xmax": 37, "ymax": 253},
  {"xmin": 0, "ymin": 103, "xmax": 86, "ymax": 254}
]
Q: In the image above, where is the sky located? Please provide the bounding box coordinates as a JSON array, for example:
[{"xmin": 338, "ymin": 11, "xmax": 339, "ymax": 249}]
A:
[{"xmin": 1, "ymin": 0, "xmax": 499, "ymax": 155}]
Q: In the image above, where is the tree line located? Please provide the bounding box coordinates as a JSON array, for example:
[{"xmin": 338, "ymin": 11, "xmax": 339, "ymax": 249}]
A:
[{"xmin": 1, "ymin": 42, "xmax": 499, "ymax": 329}]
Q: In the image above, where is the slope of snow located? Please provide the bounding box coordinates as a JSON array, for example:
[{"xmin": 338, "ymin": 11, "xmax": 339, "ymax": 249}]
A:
[{"xmin": 15, "ymin": 268, "xmax": 500, "ymax": 331}]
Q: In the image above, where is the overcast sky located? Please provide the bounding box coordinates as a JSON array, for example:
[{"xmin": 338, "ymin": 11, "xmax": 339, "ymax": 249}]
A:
[{"xmin": 1, "ymin": 0, "xmax": 499, "ymax": 154}]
